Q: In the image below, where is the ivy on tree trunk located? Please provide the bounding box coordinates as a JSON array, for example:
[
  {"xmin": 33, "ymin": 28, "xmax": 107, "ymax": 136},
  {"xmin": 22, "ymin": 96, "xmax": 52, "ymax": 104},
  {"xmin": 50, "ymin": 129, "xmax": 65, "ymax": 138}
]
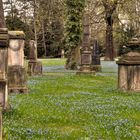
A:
[{"xmin": 65, "ymin": 0, "xmax": 85, "ymax": 69}]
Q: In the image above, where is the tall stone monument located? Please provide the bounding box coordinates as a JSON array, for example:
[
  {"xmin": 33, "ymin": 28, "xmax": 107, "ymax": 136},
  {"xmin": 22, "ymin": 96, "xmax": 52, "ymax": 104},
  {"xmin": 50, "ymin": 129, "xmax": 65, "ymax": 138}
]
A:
[
  {"xmin": 0, "ymin": 0, "xmax": 9, "ymax": 111},
  {"xmin": 0, "ymin": 108, "xmax": 2, "ymax": 140},
  {"xmin": 0, "ymin": 0, "xmax": 8, "ymax": 138},
  {"xmin": 0, "ymin": 28, "xmax": 8, "ymax": 109},
  {"xmin": 8, "ymin": 31, "xmax": 28, "ymax": 93},
  {"xmin": 77, "ymin": 14, "xmax": 94, "ymax": 74},
  {"xmin": 28, "ymin": 40, "xmax": 42, "ymax": 76},
  {"xmin": 91, "ymin": 39, "xmax": 101, "ymax": 71}
]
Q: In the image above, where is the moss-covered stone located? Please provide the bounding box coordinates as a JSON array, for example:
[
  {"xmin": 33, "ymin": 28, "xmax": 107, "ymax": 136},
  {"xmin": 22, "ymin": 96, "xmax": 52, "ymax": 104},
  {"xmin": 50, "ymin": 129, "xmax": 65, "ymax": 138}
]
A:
[{"xmin": 8, "ymin": 31, "xmax": 25, "ymax": 39}]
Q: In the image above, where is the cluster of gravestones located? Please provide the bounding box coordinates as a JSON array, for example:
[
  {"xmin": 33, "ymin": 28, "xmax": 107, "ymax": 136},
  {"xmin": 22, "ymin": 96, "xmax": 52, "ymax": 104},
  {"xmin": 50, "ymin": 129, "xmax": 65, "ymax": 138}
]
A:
[
  {"xmin": 0, "ymin": 28, "xmax": 42, "ymax": 139},
  {"xmin": 77, "ymin": 14, "xmax": 140, "ymax": 91},
  {"xmin": 0, "ymin": 13, "xmax": 139, "ymax": 140}
]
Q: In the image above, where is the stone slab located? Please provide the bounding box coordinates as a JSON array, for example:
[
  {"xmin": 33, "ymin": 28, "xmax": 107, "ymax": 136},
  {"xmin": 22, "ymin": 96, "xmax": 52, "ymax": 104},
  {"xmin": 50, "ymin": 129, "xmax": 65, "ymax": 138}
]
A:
[
  {"xmin": 8, "ymin": 66, "xmax": 28, "ymax": 94},
  {"xmin": 28, "ymin": 60, "xmax": 42, "ymax": 76}
]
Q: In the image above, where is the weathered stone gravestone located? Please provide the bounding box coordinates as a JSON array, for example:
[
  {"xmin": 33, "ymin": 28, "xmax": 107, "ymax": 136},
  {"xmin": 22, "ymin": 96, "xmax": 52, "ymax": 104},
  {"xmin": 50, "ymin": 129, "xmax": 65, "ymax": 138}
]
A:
[
  {"xmin": 91, "ymin": 40, "xmax": 101, "ymax": 71},
  {"xmin": 0, "ymin": 108, "xmax": 2, "ymax": 140},
  {"xmin": 61, "ymin": 49, "xmax": 65, "ymax": 58},
  {"xmin": 117, "ymin": 52, "xmax": 140, "ymax": 92},
  {"xmin": 0, "ymin": 28, "xmax": 9, "ymax": 110},
  {"xmin": 0, "ymin": 1, "xmax": 9, "ymax": 138},
  {"xmin": 8, "ymin": 31, "xmax": 28, "ymax": 93},
  {"xmin": 28, "ymin": 40, "xmax": 42, "ymax": 76},
  {"xmin": 77, "ymin": 14, "xmax": 95, "ymax": 74}
]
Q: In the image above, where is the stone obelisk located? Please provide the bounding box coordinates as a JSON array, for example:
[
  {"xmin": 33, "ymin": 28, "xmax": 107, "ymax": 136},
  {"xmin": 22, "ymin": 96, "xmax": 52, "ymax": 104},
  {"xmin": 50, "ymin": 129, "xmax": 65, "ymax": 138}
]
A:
[{"xmin": 77, "ymin": 14, "xmax": 94, "ymax": 74}]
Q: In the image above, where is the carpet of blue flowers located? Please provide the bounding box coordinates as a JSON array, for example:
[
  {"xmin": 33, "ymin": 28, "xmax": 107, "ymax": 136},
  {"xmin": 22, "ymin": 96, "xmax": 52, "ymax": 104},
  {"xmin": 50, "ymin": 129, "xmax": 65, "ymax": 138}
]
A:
[{"xmin": 3, "ymin": 59, "xmax": 140, "ymax": 140}]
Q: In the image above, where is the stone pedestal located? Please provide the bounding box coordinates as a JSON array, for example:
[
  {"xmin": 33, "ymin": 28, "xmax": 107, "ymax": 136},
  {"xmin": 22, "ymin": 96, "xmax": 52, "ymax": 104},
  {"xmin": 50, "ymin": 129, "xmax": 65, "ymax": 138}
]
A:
[
  {"xmin": 77, "ymin": 50, "xmax": 95, "ymax": 74},
  {"xmin": 91, "ymin": 40, "xmax": 101, "ymax": 72},
  {"xmin": 0, "ymin": 28, "xmax": 8, "ymax": 110},
  {"xmin": 0, "ymin": 81, "xmax": 8, "ymax": 109},
  {"xmin": 28, "ymin": 40, "xmax": 42, "ymax": 76},
  {"xmin": 116, "ymin": 52, "xmax": 140, "ymax": 92},
  {"xmin": 77, "ymin": 14, "xmax": 95, "ymax": 75},
  {"xmin": 8, "ymin": 31, "xmax": 28, "ymax": 93},
  {"xmin": 0, "ymin": 109, "xmax": 2, "ymax": 140},
  {"xmin": 28, "ymin": 60, "xmax": 42, "ymax": 76}
]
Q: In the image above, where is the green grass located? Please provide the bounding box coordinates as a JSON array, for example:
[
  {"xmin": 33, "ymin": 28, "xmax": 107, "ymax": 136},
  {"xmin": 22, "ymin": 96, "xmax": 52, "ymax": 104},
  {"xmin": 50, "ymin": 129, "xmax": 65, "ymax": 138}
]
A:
[
  {"xmin": 40, "ymin": 58, "xmax": 66, "ymax": 66},
  {"xmin": 3, "ymin": 59, "xmax": 140, "ymax": 140}
]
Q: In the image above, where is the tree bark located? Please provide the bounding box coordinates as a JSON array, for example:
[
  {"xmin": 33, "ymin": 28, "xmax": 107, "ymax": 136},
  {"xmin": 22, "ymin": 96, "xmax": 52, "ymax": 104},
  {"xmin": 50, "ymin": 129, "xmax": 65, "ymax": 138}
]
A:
[
  {"xmin": 42, "ymin": 20, "xmax": 47, "ymax": 57},
  {"xmin": 65, "ymin": 47, "xmax": 80, "ymax": 70},
  {"xmin": 34, "ymin": 0, "xmax": 38, "ymax": 58},
  {"xmin": 102, "ymin": 0, "xmax": 118, "ymax": 61},
  {"xmin": 0, "ymin": 0, "xmax": 6, "ymax": 28},
  {"xmin": 105, "ymin": 14, "xmax": 114, "ymax": 61}
]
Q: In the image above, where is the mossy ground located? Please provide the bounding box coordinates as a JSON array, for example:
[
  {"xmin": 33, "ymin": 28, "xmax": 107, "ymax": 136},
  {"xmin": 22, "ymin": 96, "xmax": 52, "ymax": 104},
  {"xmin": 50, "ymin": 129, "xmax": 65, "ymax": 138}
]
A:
[{"xmin": 3, "ymin": 59, "xmax": 140, "ymax": 140}]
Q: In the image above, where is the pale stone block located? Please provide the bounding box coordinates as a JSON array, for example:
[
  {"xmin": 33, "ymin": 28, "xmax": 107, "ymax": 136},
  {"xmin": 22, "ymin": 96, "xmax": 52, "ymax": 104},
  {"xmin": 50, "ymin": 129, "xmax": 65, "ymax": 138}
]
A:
[
  {"xmin": 8, "ymin": 39, "xmax": 25, "ymax": 66},
  {"xmin": 117, "ymin": 52, "xmax": 140, "ymax": 92}
]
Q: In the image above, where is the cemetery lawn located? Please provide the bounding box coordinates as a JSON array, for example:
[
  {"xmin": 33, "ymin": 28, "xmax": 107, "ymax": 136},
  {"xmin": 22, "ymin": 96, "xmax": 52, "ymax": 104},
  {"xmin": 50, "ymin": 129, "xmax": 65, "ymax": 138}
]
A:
[{"xmin": 3, "ymin": 59, "xmax": 140, "ymax": 140}]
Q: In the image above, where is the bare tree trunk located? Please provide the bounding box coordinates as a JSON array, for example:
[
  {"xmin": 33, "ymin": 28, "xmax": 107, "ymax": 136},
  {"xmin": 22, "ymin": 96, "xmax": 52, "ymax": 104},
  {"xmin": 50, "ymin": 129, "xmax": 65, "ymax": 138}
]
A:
[
  {"xmin": 42, "ymin": 20, "xmax": 47, "ymax": 57},
  {"xmin": 10, "ymin": 0, "xmax": 14, "ymax": 19},
  {"xmin": 34, "ymin": 0, "xmax": 38, "ymax": 58},
  {"xmin": 105, "ymin": 15, "xmax": 114, "ymax": 60},
  {"xmin": 0, "ymin": 0, "xmax": 5, "ymax": 28},
  {"xmin": 102, "ymin": 0, "xmax": 118, "ymax": 61}
]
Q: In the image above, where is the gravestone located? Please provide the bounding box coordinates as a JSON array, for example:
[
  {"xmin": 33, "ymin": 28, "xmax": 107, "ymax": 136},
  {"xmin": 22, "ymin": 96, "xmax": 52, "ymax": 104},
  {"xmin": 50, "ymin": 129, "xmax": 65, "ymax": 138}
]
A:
[
  {"xmin": 28, "ymin": 40, "xmax": 42, "ymax": 76},
  {"xmin": 0, "ymin": 108, "xmax": 2, "ymax": 140},
  {"xmin": 77, "ymin": 14, "xmax": 95, "ymax": 74},
  {"xmin": 8, "ymin": 31, "xmax": 28, "ymax": 93},
  {"xmin": 91, "ymin": 39, "xmax": 101, "ymax": 71},
  {"xmin": 0, "ymin": 28, "xmax": 8, "ymax": 110},
  {"xmin": 116, "ymin": 52, "xmax": 140, "ymax": 92},
  {"xmin": 61, "ymin": 49, "xmax": 65, "ymax": 58}
]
